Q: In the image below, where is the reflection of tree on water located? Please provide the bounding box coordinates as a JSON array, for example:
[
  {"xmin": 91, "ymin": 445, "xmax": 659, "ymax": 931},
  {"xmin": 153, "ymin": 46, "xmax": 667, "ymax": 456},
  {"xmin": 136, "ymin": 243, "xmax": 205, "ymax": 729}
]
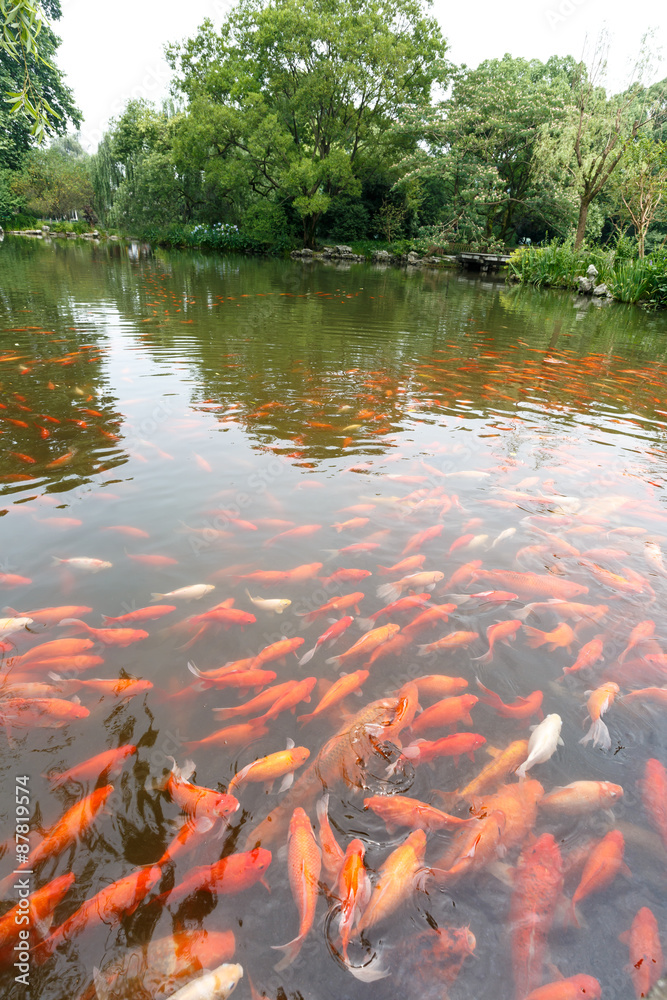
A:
[{"xmin": 0, "ymin": 239, "xmax": 128, "ymax": 498}]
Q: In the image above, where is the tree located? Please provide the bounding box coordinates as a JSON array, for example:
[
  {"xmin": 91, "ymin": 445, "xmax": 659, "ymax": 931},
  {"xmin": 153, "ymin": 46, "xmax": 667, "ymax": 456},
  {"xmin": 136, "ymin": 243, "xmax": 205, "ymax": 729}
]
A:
[
  {"xmin": 167, "ymin": 0, "xmax": 449, "ymax": 246},
  {"xmin": 11, "ymin": 137, "xmax": 93, "ymax": 218},
  {"xmin": 535, "ymin": 38, "xmax": 665, "ymax": 249},
  {"xmin": 0, "ymin": 1, "xmax": 80, "ymax": 170},
  {"xmin": 0, "ymin": 0, "xmax": 72, "ymax": 141},
  {"xmin": 609, "ymin": 135, "xmax": 667, "ymax": 256}
]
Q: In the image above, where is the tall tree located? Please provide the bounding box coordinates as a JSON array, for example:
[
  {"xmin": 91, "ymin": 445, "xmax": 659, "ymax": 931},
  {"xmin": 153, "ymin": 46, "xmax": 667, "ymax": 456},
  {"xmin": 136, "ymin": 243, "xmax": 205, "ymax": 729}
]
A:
[
  {"xmin": 609, "ymin": 135, "xmax": 667, "ymax": 256},
  {"xmin": 167, "ymin": 0, "xmax": 449, "ymax": 246}
]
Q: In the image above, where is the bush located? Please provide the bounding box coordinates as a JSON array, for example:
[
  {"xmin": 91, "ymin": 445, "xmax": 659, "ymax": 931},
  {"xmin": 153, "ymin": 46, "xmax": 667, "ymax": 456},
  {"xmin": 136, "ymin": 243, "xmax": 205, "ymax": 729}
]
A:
[
  {"xmin": 607, "ymin": 252, "xmax": 667, "ymax": 308},
  {"xmin": 129, "ymin": 221, "xmax": 286, "ymax": 255},
  {"xmin": 46, "ymin": 220, "xmax": 92, "ymax": 234},
  {"xmin": 507, "ymin": 239, "xmax": 612, "ymax": 288},
  {"xmin": 4, "ymin": 212, "xmax": 39, "ymax": 230}
]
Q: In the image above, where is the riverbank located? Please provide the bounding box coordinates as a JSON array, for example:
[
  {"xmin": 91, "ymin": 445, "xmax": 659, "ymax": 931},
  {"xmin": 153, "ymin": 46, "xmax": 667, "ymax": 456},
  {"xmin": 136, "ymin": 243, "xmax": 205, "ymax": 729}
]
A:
[{"xmin": 508, "ymin": 241, "xmax": 667, "ymax": 310}]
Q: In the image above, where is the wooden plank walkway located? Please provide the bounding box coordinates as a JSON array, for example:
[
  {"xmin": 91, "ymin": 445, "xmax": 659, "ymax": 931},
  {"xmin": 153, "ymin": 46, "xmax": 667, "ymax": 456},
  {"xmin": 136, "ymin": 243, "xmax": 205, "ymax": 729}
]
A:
[{"xmin": 457, "ymin": 252, "xmax": 511, "ymax": 271}]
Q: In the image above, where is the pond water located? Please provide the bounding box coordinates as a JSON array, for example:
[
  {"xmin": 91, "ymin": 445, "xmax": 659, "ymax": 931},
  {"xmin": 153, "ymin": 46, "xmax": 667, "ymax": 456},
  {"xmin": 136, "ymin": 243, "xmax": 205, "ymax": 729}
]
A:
[{"xmin": 1, "ymin": 236, "xmax": 667, "ymax": 1000}]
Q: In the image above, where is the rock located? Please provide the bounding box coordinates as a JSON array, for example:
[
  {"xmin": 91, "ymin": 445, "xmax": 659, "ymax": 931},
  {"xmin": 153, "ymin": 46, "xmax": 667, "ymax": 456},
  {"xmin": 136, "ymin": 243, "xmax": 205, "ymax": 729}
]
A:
[
  {"xmin": 301, "ymin": 248, "xmax": 313, "ymax": 256},
  {"xmin": 372, "ymin": 249, "xmax": 393, "ymax": 262},
  {"xmin": 334, "ymin": 245, "xmax": 353, "ymax": 254},
  {"xmin": 577, "ymin": 276, "xmax": 594, "ymax": 294},
  {"xmin": 41, "ymin": 225, "xmax": 50, "ymax": 233},
  {"xmin": 406, "ymin": 251, "xmax": 422, "ymax": 264},
  {"xmin": 586, "ymin": 263, "xmax": 599, "ymax": 279},
  {"xmin": 592, "ymin": 283, "xmax": 609, "ymax": 297}
]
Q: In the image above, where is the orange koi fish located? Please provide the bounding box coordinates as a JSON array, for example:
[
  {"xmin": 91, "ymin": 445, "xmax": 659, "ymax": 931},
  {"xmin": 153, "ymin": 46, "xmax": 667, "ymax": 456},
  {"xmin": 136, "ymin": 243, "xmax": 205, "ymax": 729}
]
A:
[
  {"xmin": 213, "ymin": 681, "xmax": 299, "ymax": 721},
  {"xmin": 249, "ymin": 637, "xmax": 305, "ymax": 669},
  {"xmin": 619, "ymin": 620, "xmax": 656, "ymax": 663},
  {"xmin": 438, "ymin": 740, "xmax": 529, "ymax": 810},
  {"xmin": 326, "ymin": 623, "xmax": 401, "ymax": 667},
  {"xmin": 127, "ymin": 553, "xmax": 178, "ymax": 567},
  {"xmin": 364, "ymin": 795, "xmax": 473, "ymax": 833},
  {"xmin": 265, "ymin": 524, "xmax": 321, "ymax": 545},
  {"xmin": 641, "ymin": 758, "xmax": 667, "ymax": 852},
  {"xmin": 522, "ymin": 622, "xmax": 576, "ymax": 651},
  {"xmin": 412, "ymin": 674, "xmax": 468, "ymax": 699},
  {"xmin": 472, "ymin": 569, "xmax": 588, "ymax": 600},
  {"xmin": 472, "ymin": 619, "xmax": 522, "ymax": 664},
  {"xmin": 319, "ymin": 568, "xmax": 371, "ymax": 587},
  {"xmin": 511, "ymin": 833, "xmax": 564, "ymax": 1000},
  {"xmin": 620, "ymin": 906, "xmax": 664, "ymax": 1000},
  {"xmin": 402, "ymin": 524, "xmax": 443, "ymax": 554},
  {"xmin": 34, "ymin": 865, "xmax": 163, "ymax": 961},
  {"xmin": 335, "ymin": 838, "xmax": 371, "ymax": 964},
  {"xmin": 228, "ymin": 740, "xmax": 310, "ymax": 796},
  {"xmin": 475, "ymin": 679, "xmax": 543, "ymax": 721},
  {"xmin": 298, "ymin": 670, "xmax": 369, "ymax": 724},
  {"xmin": 560, "ymin": 635, "xmax": 605, "ymax": 676},
  {"xmin": 58, "ymin": 619, "xmax": 149, "ymax": 646},
  {"xmin": 297, "ymin": 592, "xmax": 364, "ymax": 623},
  {"xmin": 430, "ymin": 810, "xmax": 507, "ymax": 885},
  {"xmin": 411, "ymin": 694, "xmax": 478, "ymax": 736},
  {"xmin": 524, "ymin": 976, "xmax": 601, "ymax": 1000},
  {"xmin": 568, "ymin": 830, "xmax": 630, "ymax": 926},
  {"xmin": 162, "ymin": 848, "xmax": 272, "ymax": 907},
  {"xmin": 540, "ymin": 780, "xmax": 624, "ymax": 816},
  {"xmin": 272, "ymin": 808, "xmax": 322, "ymax": 970},
  {"xmin": 164, "ymin": 758, "xmax": 239, "ymax": 825},
  {"xmin": 101, "ymin": 604, "xmax": 176, "ymax": 624},
  {"xmin": 396, "ymin": 732, "xmax": 486, "ymax": 770},
  {"xmin": 376, "ymin": 573, "xmax": 443, "ymax": 603},
  {"xmin": 0, "ymin": 696, "xmax": 90, "ymax": 729},
  {"xmin": 185, "ymin": 719, "xmax": 269, "ymax": 750},
  {"xmin": 401, "ymin": 603, "xmax": 457, "ymax": 636},
  {"xmin": 46, "ymin": 745, "xmax": 137, "ymax": 787},
  {"xmin": 0, "ymin": 872, "xmax": 75, "ymax": 964},
  {"xmin": 417, "ymin": 630, "xmax": 479, "ymax": 656},
  {"xmin": 377, "ymin": 555, "xmax": 426, "ymax": 575},
  {"xmin": 16, "ymin": 637, "xmax": 94, "ymax": 665},
  {"xmin": 357, "ymin": 829, "xmax": 427, "ymax": 934},
  {"xmin": 358, "ymin": 593, "xmax": 431, "ymax": 630},
  {"xmin": 252, "ymin": 676, "xmax": 317, "ymax": 722},
  {"xmin": 6, "ymin": 604, "xmax": 92, "ymax": 625},
  {"xmin": 579, "ymin": 681, "xmax": 619, "ymax": 750}
]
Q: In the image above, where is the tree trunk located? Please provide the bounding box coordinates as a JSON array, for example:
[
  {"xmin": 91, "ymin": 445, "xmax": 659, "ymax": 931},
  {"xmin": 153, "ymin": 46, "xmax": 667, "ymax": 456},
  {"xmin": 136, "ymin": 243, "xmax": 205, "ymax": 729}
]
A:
[
  {"xmin": 302, "ymin": 214, "xmax": 318, "ymax": 249},
  {"xmin": 573, "ymin": 198, "xmax": 590, "ymax": 250}
]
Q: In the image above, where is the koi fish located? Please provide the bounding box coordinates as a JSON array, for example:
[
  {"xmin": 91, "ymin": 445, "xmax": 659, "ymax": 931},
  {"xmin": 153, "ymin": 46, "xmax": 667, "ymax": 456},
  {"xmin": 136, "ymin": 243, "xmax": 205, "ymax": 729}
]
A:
[
  {"xmin": 402, "ymin": 525, "xmax": 443, "ymax": 554},
  {"xmin": 376, "ymin": 572, "xmax": 444, "ymax": 603},
  {"xmin": 162, "ymin": 849, "xmax": 272, "ymax": 906},
  {"xmin": 272, "ymin": 808, "xmax": 321, "ymax": 970},
  {"xmin": 472, "ymin": 619, "xmax": 522, "ymax": 664},
  {"xmin": 357, "ymin": 829, "xmax": 427, "ymax": 933},
  {"xmin": 249, "ymin": 637, "xmax": 305, "ymax": 669},
  {"xmin": 560, "ymin": 635, "xmax": 605, "ymax": 676},
  {"xmin": 334, "ymin": 838, "xmax": 371, "ymax": 965},
  {"xmin": 475, "ymin": 679, "xmax": 543, "ymax": 721},
  {"xmin": 619, "ymin": 906, "xmax": 664, "ymax": 999},
  {"xmin": 364, "ymin": 795, "xmax": 474, "ymax": 832},
  {"xmin": 251, "ymin": 676, "xmax": 317, "ymax": 722},
  {"xmin": 511, "ymin": 833, "xmax": 564, "ymax": 1000},
  {"xmin": 358, "ymin": 592, "xmax": 431, "ymax": 630},
  {"xmin": 568, "ymin": 829, "xmax": 630, "ymax": 926},
  {"xmin": 53, "ymin": 556, "xmax": 112, "ymax": 571},
  {"xmin": 245, "ymin": 590, "xmax": 291, "ymax": 614},
  {"xmin": 58, "ymin": 619, "xmax": 149, "ymax": 646},
  {"xmin": 523, "ymin": 976, "xmax": 601, "ymax": 1000},
  {"xmin": 46, "ymin": 745, "xmax": 137, "ymax": 787},
  {"xmin": 164, "ymin": 758, "xmax": 239, "ymax": 825},
  {"xmin": 298, "ymin": 616, "xmax": 355, "ymax": 665},
  {"xmin": 430, "ymin": 810, "xmax": 507, "ymax": 885},
  {"xmin": 377, "ymin": 555, "xmax": 426, "ymax": 575},
  {"xmin": 297, "ymin": 592, "xmax": 365, "ymax": 623},
  {"xmin": 228, "ymin": 739, "xmax": 310, "ymax": 795},
  {"xmin": 326, "ymin": 623, "xmax": 401, "ymax": 667},
  {"xmin": 101, "ymin": 604, "xmax": 176, "ymax": 623},
  {"xmin": 394, "ymin": 732, "xmax": 486, "ymax": 771},
  {"xmin": 151, "ymin": 584, "xmax": 215, "ymax": 601},
  {"xmin": 411, "ymin": 674, "xmax": 469, "ymax": 698},
  {"xmin": 298, "ymin": 670, "xmax": 368, "ymax": 724},
  {"xmin": 472, "ymin": 569, "xmax": 588, "ymax": 600},
  {"xmin": 0, "ymin": 873, "xmax": 75, "ymax": 965},
  {"xmin": 516, "ymin": 715, "xmax": 563, "ymax": 779},
  {"xmin": 540, "ymin": 780, "xmax": 624, "ymax": 816},
  {"xmin": 579, "ymin": 681, "xmax": 619, "ymax": 750},
  {"xmin": 618, "ymin": 620, "xmax": 656, "ymax": 663},
  {"xmin": 641, "ymin": 758, "xmax": 667, "ymax": 852},
  {"xmin": 411, "ymin": 694, "xmax": 479, "ymax": 736},
  {"xmin": 316, "ymin": 793, "xmax": 344, "ymax": 884},
  {"xmin": 522, "ymin": 622, "xmax": 576, "ymax": 651}
]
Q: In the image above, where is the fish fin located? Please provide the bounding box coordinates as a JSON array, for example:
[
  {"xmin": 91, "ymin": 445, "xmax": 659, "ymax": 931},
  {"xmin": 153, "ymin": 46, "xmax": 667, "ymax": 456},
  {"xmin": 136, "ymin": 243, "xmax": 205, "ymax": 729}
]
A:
[
  {"xmin": 169, "ymin": 756, "xmax": 196, "ymax": 783},
  {"xmin": 150, "ymin": 593, "xmax": 166, "ymax": 602},
  {"xmin": 579, "ymin": 719, "xmax": 610, "ymax": 750},
  {"xmin": 356, "ymin": 618, "xmax": 375, "ymax": 632},
  {"xmin": 376, "ymin": 583, "xmax": 400, "ymax": 601},
  {"xmin": 47, "ymin": 671, "xmax": 63, "ymax": 682},
  {"xmin": 192, "ymin": 816, "xmax": 215, "ymax": 833},
  {"xmin": 187, "ymin": 660, "xmax": 203, "ymax": 678},
  {"xmin": 619, "ymin": 929, "xmax": 630, "ymax": 945},
  {"xmin": 298, "ymin": 646, "xmax": 316, "ymax": 666},
  {"xmin": 278, "ymin": 772, "xmax": 294, "ymax": 793},
  {"xmin": 557, "ymin": 736, "xmax": 564, "ymax": 746},
  {"xmin": 325, "ymin": 655, "xmax": 340, "ymax": 666},
  {"xmin": 620, "ymin": 861, "xmax": 632, "ymax": 878},
  {"xmin": 93, "ymin": 967, "xmax": 111, "ymax": 1000},
  {"xmin": 522, "ymin": 626, "xmax": 547, "ymax": 648},
  {"xmin": 271, "ymin": 933, "xmax": 306, "ymax": 971},
  {"xmin": 345, "ymin": 958, "xmax": 390, "ymax": 982},
  {"xmin": 487, "ymin": 860, "xmax": 513, "ymax": 886},
  {"xmin": 471, "ymin": 650, "xmax": 493, "ymax": 664}
]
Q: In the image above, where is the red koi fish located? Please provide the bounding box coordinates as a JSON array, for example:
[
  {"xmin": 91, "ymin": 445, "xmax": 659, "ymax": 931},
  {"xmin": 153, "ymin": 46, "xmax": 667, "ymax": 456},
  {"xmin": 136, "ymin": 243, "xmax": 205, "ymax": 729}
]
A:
[
  {"xmin": 161, "ymin": 848, "xmax": 272, "ymax": 907},
  {"xmin": 298, "ymin": 670, "xmax": 368, "ymax": 724},
  {"xmin": 316, "ymin": 793, "xmax": 344, "ymax": 885},
  {"xmin": 58, "ymin": 619, "xmax": 149, "ymax": 646},
  {"xmin": 511, "ymin": 833, "xmax": 564, "ymax": 1000},
  {"xmin": 335, "ymin": 838, "xmax": 371, "ymax": 964},
  {"xmin": 524, "ymin": 976, "xmax": 601, "ymax": 1000},
  {"xmin": 101, "ymin": 604, "xmax": 176, "ymax": 623},
  {"xmin": 272, "ymin": 808, "xmax": 322, "ymax": 970},
  {"xmin": 0, "ymin": 873, "xmax": 75, "ymax": 965},
  {"xmin": 472, "ymin": 619, "xmax": 522, "ymax": 664},
  {"xmin": 568, "ymin": 830, "xmax": 630, "ymax": 926},
  {"xmin": 34, "ymin": 865, "xmax": 163, "ymax": 962},
  {"xmin": 298, "ymin": 616, "xmax": 355, "ymax": 665},
  {"xmin": 364, "ymin": 795, "xmax": 474, "ymax": 833},
  {"xmin": 297, "ymin": 592, "xmax": 364, "ymax": 623},
  {"xmin": 249, "ymin": 637, "xmax": 305, "ymax": 669},
  {"xmin": 641, "ymin": 758, "xmax": 667, "ymax": 853},
  {"xmin": 411, "ymin": 694, "xmax": 478, "ymax": 736},
  {"xmin": 326, "ymin": 623, "xmax": 401, "ymax": 668},
  {"xmin": 475, "ymin": 679, "xmax": 544, "ymax": 721},
  {"xmin": 620, "ymin": 906, "xmax": 664, "ymax": 999},
  {"xmin": 472, "ymin": 569, "xmax": 588, "ymax": 601},
  {"xmin": 357, "ymin": 829, "xmax": 427, "ymax": 933},
  {"xmin": 164, "ymin": 758, "xmax": 239, "ymax": 826}
]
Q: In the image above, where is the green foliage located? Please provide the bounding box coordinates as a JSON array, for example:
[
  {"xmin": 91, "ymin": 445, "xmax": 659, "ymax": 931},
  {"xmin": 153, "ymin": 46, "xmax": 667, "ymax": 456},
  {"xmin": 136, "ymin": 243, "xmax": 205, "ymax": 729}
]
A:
[
  {"xmin": 0, "ymin": 166, "xmax": 25, "ymax": 219},
  {"xmin": 125, "ymin": 221, "xmax": 287, "ymax": 255},
  {"xmin": 606, "ymin": 252, "xmax": 667, "ymax": 306},
  {"xmin": 507, "ymin": 239, "xmax": 613, "ymax": 287},
  {"xmin": 46, "ymin": 218, "xmax": 90, "ymax": 233},
  {"xmin": 11, "ymin": 140, "xmax": 93, "ymax": 218},
  {"xmin": 167, "ymin": 0, "xmax": 449, "ymax": 245}
]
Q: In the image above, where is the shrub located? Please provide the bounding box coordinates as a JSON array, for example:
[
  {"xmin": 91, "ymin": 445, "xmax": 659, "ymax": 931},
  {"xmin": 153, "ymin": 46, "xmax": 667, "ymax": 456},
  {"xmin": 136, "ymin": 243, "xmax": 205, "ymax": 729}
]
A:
[{"xmin": 507, "ymin": 239, "xmax": 612, "ymax": 288}]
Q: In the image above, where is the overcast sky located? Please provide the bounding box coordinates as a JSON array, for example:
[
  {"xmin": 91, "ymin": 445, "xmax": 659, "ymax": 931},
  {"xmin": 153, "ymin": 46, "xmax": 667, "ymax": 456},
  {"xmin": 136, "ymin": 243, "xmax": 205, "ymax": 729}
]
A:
[{"xmin": 55, "ymin": 0, "xmax": 666, "ymax": 151}]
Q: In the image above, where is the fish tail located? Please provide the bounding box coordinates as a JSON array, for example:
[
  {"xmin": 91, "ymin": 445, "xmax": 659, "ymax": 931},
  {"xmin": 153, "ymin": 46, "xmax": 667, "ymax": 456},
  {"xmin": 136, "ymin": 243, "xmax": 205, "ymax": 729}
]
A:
[
  {"xmin": 356, "ymin": 617, "xmax": 375, "ymax": 632},
  {"xmin": 522, "ymin": 626, "xmax": 547, "ymax": 648},
  {"xmin": 515, "ymin": 762, "xmax": 528, "ymax": 780},
  {"xmin": 297, "ymin": 712, "xmax": 315, "ymax": 725},
  {"xmin": 150, "ymin": 593, "xmax": 166, "ymax": 602},
  {"xmin": 187, "ymin": 660, "xmax": 204, "ymax": 678},
  {"xmin": 57, "ymin": 617, "xmax": 84, "ymax": 628},
  {"xmin": 298, "ymin": 646, "xmax": 316, "ymax": 666},
  {"xmin": 376, "ymin": 565, "xmax": 392, "ymax": 575},
  {"xmin": 416, "ymin": 645, "xmax": 430, "ymax": 657},
  {"xmin": 344, "ymin": 957, "xmax": 390, "ymax": 982},
  {"xmin": 325, "ymin": 655, "xmax": 341, "ymax": 667},
  {"xmin": 376, "ymin": 583, "xmax": 399, "ymax": 601},
  {"xmin": 514, "ymin": 605, "xmax": 533, "ymax": 621},
  {"xmin": 579, "ymin": 718, "xmax": 611, "ymax": 750},
  {"xmin": 272, "ymin": 932, "xmax": 307, "ymax": 971},
  {"xmin": 100, "ymin": 614, "xmax": 116, "ymax": 624},
  {"xmin": 471, "ymin": 649, "xmax": 493, "ymax": 664}
]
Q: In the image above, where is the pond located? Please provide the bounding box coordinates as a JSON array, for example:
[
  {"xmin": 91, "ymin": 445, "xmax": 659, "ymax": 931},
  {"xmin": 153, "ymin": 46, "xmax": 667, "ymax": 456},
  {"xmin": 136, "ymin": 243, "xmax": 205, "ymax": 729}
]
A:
[{"xmin": 0, "ymin": 236, "xmax": 666, "ymax": 1000}]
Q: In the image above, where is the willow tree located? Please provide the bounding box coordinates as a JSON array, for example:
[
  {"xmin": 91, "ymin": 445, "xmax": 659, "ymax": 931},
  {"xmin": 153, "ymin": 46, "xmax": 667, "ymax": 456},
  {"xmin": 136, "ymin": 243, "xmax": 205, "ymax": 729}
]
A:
[
  {"xmin": 535, "ymin": 41, "xmax": 664, "ymax": 249},
  {"xmin": 167, "ymin": 0, "xmax": 449, "ymax": 247}
]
